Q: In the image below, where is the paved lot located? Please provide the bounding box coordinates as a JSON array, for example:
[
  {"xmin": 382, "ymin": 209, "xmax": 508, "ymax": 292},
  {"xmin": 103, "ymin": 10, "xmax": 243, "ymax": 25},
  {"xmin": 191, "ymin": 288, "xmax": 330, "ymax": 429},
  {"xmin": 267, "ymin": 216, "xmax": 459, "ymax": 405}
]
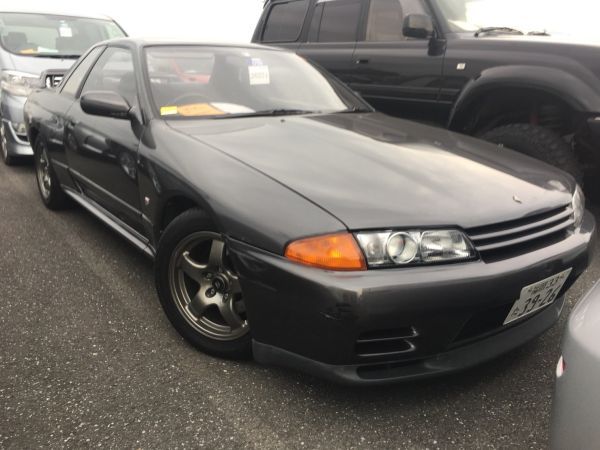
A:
[{"xmin": 0, "ymin": 161, "xmax": 598, "ymax": 450}]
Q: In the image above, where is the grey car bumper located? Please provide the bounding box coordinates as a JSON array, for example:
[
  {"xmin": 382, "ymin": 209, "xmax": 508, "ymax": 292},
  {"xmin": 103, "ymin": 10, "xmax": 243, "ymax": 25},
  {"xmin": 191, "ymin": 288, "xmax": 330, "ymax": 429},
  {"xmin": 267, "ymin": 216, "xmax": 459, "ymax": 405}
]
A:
[{"xmin": 1, "ymin": 93, "xmax": 32, "ymax": 157}]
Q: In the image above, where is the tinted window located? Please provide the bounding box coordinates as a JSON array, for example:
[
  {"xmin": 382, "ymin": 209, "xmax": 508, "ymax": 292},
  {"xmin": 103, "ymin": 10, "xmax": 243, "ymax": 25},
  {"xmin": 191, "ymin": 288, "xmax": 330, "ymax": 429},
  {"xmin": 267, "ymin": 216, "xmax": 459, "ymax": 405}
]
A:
[
  {"xmin": 81, "ymin": 47, "xmax": 137, "ymax": 106},
  {"xmin": 61, "ymin": 46, "xmax": 104, "ymax": 96},
  {"xmin": 262, "ymin": 0, "xmax": 309, "ymax": 42},
  {"xmin": 313, "ymin": 0, "xmax": 362, "ymax": 43},
  {"xmin": 0, "ymin": 13, "xmax": 125, "ymax": 57},
  {"xmin": 366, "ymin": 0, "xmax": 429, "ymax": 41}
]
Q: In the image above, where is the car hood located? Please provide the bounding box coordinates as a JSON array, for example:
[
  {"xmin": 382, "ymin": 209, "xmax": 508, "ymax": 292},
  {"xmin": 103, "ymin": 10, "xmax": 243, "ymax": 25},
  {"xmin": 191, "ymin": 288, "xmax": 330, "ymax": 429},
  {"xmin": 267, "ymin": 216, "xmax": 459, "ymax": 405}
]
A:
[{"xmin": 167, "ymin": 112, "xmax": 574, "ymax": 231}]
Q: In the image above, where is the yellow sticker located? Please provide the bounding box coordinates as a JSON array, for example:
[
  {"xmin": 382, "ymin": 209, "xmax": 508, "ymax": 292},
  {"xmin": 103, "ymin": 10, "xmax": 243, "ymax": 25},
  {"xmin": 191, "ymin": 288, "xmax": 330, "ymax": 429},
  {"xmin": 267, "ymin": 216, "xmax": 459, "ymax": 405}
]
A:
[
  {"xmin": 160, "ymin": 106, "xmax": 179, "ymax": 116},
  {"xmin": 177, "ymin": 103, "xmax": 225, "ymax": 117}
]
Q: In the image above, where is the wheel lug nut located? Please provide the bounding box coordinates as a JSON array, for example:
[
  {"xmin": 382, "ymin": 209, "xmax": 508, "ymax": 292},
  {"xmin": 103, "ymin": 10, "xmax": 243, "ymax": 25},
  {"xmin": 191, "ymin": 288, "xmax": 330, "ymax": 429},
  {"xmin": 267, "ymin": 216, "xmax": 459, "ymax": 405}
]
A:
[
  {"xmin": 213, "ymin": 279, "xmax": 224, "ymax": 291},
  {"xmin": 204, "ymin": 272, "xmax": 213, "ymax": 280},
  {"xmin": 206, "ymin": 288, "xmax": 217, "ymax": 298},
  {"xmin": 223, "ymin": 293, "xmax": 230, "ymax": 301}
]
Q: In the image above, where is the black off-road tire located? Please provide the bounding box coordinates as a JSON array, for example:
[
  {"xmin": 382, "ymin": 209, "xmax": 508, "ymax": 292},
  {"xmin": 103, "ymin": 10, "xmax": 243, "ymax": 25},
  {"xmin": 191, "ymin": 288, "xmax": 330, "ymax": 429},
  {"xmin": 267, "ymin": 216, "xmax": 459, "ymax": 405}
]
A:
[
  {"xmin": 33, "ymin": 137, "xmax": 70, "ymax": 210},
  {"xmin": 155, "ymin": 208, "xmax": 252, "ymax": 359},
  {"xmin": 480, "ymin": 124, "xmax": 583, "ymax": 184}
]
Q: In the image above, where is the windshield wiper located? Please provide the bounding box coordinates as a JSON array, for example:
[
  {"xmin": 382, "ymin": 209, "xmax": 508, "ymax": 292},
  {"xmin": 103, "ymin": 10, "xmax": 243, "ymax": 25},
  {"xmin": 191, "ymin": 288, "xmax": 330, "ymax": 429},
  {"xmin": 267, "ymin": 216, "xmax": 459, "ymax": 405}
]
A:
[
  {"xmin": 474, "ymin": 27, "xmax": 524, "ymax": 37},
  {"xmin": 31, "ymin": 53, "xmax": 81, "ymax": 59},
  {"xmin": 337, "ymin": 106, "xmax": 372, "ymax": 114},
  {"xmin": 213, "ymin": 109, "xmax": 317, "ymax": 119}
]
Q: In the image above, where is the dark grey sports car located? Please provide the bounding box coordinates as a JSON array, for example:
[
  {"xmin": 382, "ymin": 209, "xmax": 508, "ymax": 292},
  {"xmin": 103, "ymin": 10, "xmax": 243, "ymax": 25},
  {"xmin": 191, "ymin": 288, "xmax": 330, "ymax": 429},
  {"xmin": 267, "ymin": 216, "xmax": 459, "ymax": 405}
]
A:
[{"xmin": 24, "ymin": 39, "xmax": 595, "ymax": 385}]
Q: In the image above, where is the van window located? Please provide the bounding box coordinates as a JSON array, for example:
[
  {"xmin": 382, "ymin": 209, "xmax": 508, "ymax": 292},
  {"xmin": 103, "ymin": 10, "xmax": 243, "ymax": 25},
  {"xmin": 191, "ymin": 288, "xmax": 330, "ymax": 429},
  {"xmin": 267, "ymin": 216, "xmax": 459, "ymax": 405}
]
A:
[
  {"xmin": 0, "ymin": 13, "xmax": 125, "ymax": 57},
  {"xmin": 262, "ymin": 0, "xmax": 310, "ymax": 42},
  {"xmin": 308, "ymin": 0, "xmax": 362, "ymax": 43},
  {"xmin": 365, "ymin": 0, "xmax": 430, "ymax": 42}
]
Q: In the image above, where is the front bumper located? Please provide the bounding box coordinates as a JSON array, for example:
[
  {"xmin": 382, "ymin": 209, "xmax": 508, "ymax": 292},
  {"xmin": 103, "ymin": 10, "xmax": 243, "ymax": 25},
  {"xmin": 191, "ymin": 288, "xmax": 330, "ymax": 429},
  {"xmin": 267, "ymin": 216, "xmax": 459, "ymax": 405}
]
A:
[
  {"xmin": 230, "ymin": 211, "xmax": 595, "ymax": 385},
  {"xmin": 1, "ymin": 93, "xmax": 32, "ymax": 157}
]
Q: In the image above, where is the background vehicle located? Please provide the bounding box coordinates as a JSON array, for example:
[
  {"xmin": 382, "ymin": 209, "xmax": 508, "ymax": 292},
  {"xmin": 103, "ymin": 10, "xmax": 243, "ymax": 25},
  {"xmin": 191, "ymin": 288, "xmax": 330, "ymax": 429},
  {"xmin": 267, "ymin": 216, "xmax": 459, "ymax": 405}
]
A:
[
  {"xmin": 252, "ymin": 0, "xmax": 600, "ymax": 182},
  {"xmin": 24, "ymin": 39, "xmax": 595, "ymax": 384},
  {"xmin": 551, "ymin": 281, "xmax": 600, "ymax": 449},
  {"xmin": 0, "ymin": 10, "xmax": 126, "ymax": 165}
]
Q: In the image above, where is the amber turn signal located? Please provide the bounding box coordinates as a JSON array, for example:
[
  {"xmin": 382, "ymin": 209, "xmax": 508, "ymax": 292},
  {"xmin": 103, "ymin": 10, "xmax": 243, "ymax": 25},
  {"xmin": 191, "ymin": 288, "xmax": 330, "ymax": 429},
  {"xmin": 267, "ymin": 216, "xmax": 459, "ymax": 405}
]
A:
[{"xmin": 285, "ymin": 233, "xmax": 367, "ymax": 271}]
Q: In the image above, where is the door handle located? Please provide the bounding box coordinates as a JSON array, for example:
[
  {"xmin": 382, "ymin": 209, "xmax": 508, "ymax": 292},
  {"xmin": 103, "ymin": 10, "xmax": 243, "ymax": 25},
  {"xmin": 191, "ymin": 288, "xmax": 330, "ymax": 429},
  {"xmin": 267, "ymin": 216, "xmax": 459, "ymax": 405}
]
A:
[{"xmin": 355, "ymin": 59, "xmax": 370, "ymax": 65}]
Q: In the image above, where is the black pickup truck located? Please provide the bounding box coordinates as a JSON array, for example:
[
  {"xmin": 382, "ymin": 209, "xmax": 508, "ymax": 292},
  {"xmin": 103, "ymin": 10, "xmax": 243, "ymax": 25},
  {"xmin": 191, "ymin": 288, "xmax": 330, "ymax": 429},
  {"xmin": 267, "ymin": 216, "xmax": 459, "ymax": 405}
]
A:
[{"xmin": 253, "ymin": 0, "xmax": 600, "ymax": 182}]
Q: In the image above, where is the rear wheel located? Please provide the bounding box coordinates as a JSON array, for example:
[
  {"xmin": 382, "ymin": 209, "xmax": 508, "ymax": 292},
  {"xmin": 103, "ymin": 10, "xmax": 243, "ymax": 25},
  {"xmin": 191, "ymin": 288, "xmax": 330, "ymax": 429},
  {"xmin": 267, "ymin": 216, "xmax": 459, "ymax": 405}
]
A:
[
  {"xmin": 34, "ymin": 138, "xmax": 69, "ymax": 210},
  {"xmin": 480, "ymin": 124, "xmax": 583, "ymax": 184},
  {"xmin": 155, "ymin": 209, "xmax": 251, "ymax": 359}
]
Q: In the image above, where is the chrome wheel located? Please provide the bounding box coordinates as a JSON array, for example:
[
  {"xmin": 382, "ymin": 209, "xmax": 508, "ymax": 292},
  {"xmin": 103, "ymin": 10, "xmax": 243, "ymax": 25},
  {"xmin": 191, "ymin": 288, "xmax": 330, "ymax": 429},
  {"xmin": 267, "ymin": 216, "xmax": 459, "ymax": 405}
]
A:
[
  {"xmin": 35, "ymin": 145, "xmax": 52, "ymax": 199},
  {"xmin": 168, "ymin": 232, "xmax": 248, "ymax": 341}
]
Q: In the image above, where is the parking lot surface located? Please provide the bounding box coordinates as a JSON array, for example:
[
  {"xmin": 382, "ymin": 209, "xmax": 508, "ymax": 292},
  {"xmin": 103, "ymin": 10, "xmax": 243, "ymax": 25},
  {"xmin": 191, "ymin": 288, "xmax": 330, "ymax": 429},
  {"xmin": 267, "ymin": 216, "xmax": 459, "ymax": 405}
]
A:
[{"xmin": 1, "ymin": 161, "xmax": 598, "ymax": 449}]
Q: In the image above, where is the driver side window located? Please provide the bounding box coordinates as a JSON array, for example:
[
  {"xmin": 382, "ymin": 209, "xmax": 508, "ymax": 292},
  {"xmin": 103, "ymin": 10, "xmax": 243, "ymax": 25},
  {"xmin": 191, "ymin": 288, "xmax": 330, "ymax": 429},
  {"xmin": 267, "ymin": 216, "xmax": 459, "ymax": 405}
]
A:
[{"xmin": 80, "ymin": 47, "xmax": 138, "ymax": 107}]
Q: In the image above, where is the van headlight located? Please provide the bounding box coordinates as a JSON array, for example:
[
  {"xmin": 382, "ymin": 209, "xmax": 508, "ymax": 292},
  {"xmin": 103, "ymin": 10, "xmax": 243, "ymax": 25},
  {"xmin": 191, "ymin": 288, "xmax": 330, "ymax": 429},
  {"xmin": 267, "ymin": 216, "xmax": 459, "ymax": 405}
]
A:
[
  {"xmin": 355, "ymin": 229, "xmax": 477, "ymax": 268},
  {"xmin": 1, "ymin": 70, "xmax": 39, "ymax": 97},
  {"xmin": 572, "ymin": 186, "xmax": 585, "ymax": 228}
]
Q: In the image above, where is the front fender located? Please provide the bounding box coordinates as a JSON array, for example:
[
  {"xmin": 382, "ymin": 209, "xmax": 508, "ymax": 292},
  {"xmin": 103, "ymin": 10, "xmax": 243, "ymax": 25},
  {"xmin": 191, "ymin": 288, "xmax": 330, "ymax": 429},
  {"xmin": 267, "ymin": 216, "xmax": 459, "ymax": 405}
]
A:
[{"xmin": 448, "ymin": 65, "xmax": 600, "ymax": 131}]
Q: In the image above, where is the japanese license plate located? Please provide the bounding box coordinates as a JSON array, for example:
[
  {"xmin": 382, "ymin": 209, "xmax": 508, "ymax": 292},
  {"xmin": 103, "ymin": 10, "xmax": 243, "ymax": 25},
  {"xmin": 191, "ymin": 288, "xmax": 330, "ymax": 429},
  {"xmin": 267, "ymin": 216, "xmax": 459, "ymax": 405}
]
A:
[{"xmin": 504, "ymin": 268, "xmax": 572, "ymax": 325}]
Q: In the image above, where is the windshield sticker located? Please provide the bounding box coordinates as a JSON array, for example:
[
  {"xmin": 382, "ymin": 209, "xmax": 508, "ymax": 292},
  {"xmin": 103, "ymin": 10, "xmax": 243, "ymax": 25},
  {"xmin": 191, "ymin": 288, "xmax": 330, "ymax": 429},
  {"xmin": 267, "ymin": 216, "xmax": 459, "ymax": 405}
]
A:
[
  {"xmin": 176, "ymin": 103, "xmax": 226, "ymax": 117},
  {"xmin": 248, "ymin": 65, "xmax": 270, "ymax": 86},
  {"xmin": 59, "ymin": 24, "xmax": 73, "ymax": 38},
  {"xmin": 160, "ymin": 106, "xmax": 179, "ymax": 116}
]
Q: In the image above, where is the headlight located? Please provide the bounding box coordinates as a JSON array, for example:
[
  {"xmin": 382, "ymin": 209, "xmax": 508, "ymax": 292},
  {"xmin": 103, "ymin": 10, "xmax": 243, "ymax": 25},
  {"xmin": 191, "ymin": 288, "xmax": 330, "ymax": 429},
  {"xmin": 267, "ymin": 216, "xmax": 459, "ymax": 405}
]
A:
[
  {"xmin": 1, "ymin": 70, "xmax": 39, "ymax": 97},
  {"xmin": 572, "ymin": 185, "xmax": 585, "ymax": 228},
  {"xmin": 356, "ymin": 229, "xmax": 477, "ymax": 268}
]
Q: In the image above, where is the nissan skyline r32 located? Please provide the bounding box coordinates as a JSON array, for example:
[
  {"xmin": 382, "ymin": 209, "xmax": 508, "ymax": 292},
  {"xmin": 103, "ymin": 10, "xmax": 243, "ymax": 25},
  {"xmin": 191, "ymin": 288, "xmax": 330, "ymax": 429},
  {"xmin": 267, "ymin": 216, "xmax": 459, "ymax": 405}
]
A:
[{"xmin": 24, "ymin": 39, "xmax": 595, "ymax": 385}]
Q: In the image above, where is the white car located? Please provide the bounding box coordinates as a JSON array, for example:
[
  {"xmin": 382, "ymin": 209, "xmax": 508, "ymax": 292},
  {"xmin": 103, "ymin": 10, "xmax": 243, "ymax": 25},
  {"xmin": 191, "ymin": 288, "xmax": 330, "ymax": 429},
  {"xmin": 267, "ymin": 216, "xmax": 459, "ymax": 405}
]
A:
[{"xmin": 551, "ymin": 281, "xmax": 600, "ymax": 449}]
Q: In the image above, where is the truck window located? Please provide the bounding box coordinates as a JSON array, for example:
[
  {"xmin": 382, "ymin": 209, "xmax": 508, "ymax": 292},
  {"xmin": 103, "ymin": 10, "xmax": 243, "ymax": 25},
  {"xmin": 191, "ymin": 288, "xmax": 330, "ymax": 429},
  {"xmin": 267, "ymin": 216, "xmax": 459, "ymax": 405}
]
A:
[
  {"xmin": 308, "ymin": 0, "xmax": 362, "ymax": 43},
  {"xmin": 262, "ymin": 0, "xmax": 310, "ymax": 43},
  {"xmin": 365, "ymin": 0, "xmax": 429, "ymax": 42}
]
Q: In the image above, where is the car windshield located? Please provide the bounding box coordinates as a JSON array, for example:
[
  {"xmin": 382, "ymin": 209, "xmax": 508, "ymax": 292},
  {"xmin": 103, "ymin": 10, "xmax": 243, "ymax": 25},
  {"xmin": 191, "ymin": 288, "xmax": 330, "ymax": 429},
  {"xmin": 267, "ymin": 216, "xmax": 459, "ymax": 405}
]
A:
[
  {"xmin": 145, "ymin": 46, "xmax": 363, "ymax": 119},
  {"xmin": 433, "ymin": 0, "xmax": 599, "ymax": 37},
  {"xmin": 0, "ymin": 13, "xmax": 125, "ymax": 57}
]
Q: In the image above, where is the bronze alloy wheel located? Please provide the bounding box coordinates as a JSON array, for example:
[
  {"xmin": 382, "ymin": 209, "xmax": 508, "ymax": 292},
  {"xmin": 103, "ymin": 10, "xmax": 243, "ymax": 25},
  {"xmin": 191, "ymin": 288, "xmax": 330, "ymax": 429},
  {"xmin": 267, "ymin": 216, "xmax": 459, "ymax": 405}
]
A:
[{"xmin": 168, "ymin": 232, "xmax": 248, "ymax": 341}]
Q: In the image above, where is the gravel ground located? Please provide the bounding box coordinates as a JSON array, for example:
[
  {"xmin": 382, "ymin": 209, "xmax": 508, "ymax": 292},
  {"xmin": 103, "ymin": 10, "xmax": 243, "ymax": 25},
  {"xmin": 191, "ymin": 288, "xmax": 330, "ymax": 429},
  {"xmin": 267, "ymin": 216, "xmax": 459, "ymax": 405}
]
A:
[{"xmin": 0, "ymin": 161, "xmax": 598, "ymax": 450}]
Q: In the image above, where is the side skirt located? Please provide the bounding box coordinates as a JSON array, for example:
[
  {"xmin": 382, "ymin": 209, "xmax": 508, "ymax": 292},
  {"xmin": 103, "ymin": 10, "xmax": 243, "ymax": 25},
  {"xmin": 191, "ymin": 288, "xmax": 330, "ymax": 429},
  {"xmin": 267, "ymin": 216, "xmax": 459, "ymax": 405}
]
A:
[{"xmin": 62, "ymin": 185, "xmax": 156, "ymax": 259}]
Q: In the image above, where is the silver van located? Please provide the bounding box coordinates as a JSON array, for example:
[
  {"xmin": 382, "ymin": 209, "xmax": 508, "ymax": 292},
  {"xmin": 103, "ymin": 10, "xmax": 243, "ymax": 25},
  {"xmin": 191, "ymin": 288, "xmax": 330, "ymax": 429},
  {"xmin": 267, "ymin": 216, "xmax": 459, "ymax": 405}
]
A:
[{"xmin": 0, "ymin": 10, "xmax": 126, "ymax": 164}]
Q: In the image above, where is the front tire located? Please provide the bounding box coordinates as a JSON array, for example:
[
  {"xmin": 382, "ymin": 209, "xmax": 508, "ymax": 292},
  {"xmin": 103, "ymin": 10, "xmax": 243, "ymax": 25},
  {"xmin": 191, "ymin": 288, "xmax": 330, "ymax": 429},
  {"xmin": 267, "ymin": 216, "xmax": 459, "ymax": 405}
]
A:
[
  {"xmin": 155, "ymin": 209, "xmax": 252, "ymax": 359},
  {"xmin": 1, "ymin": 123, "xmax": 16, "ymax": 166},
  {"xmin": 480, "ymin": 124, "xmax": 583, "ymax": 184},
  {"xmin": 34, "ymin": 138, "xmax": 69, "ymax": 210}
]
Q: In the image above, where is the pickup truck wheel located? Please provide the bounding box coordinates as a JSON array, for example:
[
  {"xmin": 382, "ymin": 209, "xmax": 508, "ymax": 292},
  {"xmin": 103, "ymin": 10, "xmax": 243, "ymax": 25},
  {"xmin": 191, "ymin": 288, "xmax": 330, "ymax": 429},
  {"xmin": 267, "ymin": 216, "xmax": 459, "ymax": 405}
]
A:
[
  {"xmin": 480, "ymin": 124, "xmax": 583, "ymax": 184},
  {"xmin": 34, "ymin": 138, "xmax": 70, "ymax": 210},
  {"xmin": 155, "ymin": 209, "xmax": 252, "ymax": 359}
]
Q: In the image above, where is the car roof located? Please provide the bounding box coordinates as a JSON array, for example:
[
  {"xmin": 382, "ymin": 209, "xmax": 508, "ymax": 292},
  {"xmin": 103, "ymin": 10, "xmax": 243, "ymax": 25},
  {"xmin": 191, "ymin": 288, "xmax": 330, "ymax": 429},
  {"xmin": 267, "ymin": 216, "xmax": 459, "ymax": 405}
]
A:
[
  {"xmin": 0, "ymin": 9, "xmax": 115, "ymax": 21},
  {"xmin": 104, "ymin": 37, "xmax": 286, "ymax": 52}
]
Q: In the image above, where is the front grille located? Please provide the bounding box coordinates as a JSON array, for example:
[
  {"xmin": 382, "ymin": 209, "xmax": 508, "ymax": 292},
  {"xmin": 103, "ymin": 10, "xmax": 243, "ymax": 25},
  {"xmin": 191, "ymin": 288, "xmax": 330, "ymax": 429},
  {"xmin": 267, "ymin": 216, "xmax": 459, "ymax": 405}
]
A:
[
  {"xmin": 45, "ymin": 74, "xmax": 64, "ymax": 88},
  {"xmin": 355, "ymin": 327, "xmax": 418, "ymax": 358},
  {"xmin": 467, "ymin": 205, "xmax": 573, "ymax": 260}
]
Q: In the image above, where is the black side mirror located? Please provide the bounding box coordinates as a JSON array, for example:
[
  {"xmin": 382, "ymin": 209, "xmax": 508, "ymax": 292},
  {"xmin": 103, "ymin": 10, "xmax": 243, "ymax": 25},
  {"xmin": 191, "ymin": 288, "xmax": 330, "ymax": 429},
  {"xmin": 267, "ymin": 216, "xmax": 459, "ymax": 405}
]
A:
[
  {"xmin": 80, "ymin": 91, "xmax": 131, "ymax": 119},
  {"xmin": 403, "ymin": 14, "xmax": 435, "ymax": 39}
]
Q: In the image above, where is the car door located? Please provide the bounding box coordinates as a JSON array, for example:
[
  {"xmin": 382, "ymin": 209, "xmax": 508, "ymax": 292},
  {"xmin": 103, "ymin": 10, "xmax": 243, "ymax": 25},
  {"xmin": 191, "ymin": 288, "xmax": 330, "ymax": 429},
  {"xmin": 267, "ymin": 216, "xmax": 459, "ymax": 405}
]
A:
[
  {"xmin": 298, "ymin": 0, "xmax": 365, "ymax": 86},
  {"xmin": 64, "ymin": 46, "xmax": 145, "ymax": 235},
  {"xmin": 351, "ymin": 0, "xmax": 446, "ymax": 123}
]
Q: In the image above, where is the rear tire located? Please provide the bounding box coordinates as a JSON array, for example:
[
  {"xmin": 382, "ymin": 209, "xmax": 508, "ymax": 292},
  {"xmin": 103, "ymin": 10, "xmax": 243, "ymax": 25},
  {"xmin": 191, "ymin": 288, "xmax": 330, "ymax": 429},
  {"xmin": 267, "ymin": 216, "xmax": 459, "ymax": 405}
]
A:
[
  {"xmin": 480, "ymin": 124, "xmax": 583, "ymax": 184},
  {"xmin": 34, "ymin": 137, "xmax": 70, "ymax": 210},
  {"xmin": 155, "ymin": 208, "xmax": 252, "ymax": 359}
]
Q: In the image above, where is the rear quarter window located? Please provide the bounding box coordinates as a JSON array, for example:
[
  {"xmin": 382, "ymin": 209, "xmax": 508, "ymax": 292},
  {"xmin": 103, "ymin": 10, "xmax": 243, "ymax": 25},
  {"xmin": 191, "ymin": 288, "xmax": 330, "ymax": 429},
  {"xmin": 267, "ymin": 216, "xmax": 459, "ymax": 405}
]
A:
[{"xmin": 262, "ymin": 0, "xmax": 310, "ymax": 43}]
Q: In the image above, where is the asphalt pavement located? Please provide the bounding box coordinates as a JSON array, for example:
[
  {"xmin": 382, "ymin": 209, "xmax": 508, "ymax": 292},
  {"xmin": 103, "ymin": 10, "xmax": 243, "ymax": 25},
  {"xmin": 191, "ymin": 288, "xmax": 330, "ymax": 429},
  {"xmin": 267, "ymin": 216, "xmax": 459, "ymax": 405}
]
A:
[{"xmin": 1, "ymin": 161, "xmax": 599, "ymax": 449}]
